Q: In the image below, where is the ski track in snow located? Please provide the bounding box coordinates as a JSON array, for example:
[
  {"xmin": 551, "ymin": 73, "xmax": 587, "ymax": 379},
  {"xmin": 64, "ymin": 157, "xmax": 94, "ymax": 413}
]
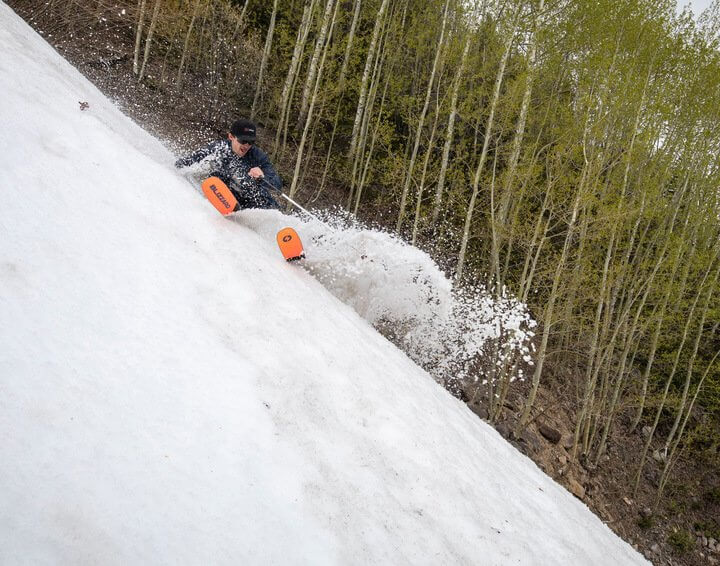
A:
[{"xmin": 0, "ymin": 3, "xmax": 647, "ymax": 565}]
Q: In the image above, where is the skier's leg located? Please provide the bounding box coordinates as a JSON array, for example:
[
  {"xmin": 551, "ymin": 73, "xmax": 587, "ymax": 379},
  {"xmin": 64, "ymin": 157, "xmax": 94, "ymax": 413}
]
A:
[{"xmin": 252, "ymin": 185, "xmax": 280, "ymax": 209}]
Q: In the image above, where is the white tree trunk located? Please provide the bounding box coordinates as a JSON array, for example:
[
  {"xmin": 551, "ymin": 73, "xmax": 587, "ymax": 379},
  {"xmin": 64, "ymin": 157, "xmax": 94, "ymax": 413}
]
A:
[
  {"xmin": 456, "ymin": 15, "xmax": 517, "ymax": 280},
  {"xmin": 251, "ymin": 0, "xmax": 280, "ymax": 119},
  {"xmin": 395, "ymin": 0, "xmax": 451, "ymax": 232},
  {"xmin": 338, "ymin": 0, "xmax": 363, "ymax": 89},
  {"xmin": 176, "ymin": 0, "xmax": 203, "ymax": 88},
  {"xmin": 274, "ymin": 0, "xmax": 317, "ymax": 156},
  {"xmin": 289, "ymin": 0, "xmax": 340, "ymax": 198},
  {"xmin": 432, "ymin": 33, "xmax": 470, "ymax": 226},
  {"xmin": 297, "ymin": 0, "xmax": 336, "ymax": 127},
  {"xmin": 133, "ymin": 0, "xmax": 148, "ymax": 76},
  {"xmin": 491, "ymin": 0, "xmax": 543, "ymax": 288},
  {"xmin": 138, "ymin": 0, "xmax": 161, "ymax": 81},
  {"xmin": 348, "ymin": 0, "xmax": 390, "ymax": 163}
]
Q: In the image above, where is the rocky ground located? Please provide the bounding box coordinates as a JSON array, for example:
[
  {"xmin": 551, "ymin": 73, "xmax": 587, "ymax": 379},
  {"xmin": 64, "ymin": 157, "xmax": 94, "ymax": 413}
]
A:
[{"xmin": 8, "ymin": 2, "xmax": 719, "ymax": 565}]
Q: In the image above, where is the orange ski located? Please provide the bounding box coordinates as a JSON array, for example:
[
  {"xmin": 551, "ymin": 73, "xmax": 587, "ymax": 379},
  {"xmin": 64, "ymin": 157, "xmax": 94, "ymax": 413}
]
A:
[
  {"xmin": 201, "ymin": 176, "xmax": 239, "ymax": 216},
  {"xmin": 276, "ymin": 227, "xmax": 305, "ymax": 262}
]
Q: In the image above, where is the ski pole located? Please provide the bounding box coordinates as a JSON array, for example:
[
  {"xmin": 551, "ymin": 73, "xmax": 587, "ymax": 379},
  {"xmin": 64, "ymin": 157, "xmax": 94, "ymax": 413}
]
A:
[
  {"xmin": 257, "ymin": 177, "xmax": 332, "ymax": 229},
  {"xmin": 257, "ymin": 176, "xmax": 367, "ymax": 259}
]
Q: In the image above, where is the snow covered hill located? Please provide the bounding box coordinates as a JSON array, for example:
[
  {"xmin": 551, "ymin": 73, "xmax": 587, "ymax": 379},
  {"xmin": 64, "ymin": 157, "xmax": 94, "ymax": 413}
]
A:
[{"xmin": 0, "ymin": 3, "xmax": 647, "ymax": 564}]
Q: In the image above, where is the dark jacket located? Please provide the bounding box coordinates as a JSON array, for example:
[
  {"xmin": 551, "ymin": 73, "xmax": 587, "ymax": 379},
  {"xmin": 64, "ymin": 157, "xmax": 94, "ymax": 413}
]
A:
[{"xmin": 175, "ymin": 139, "xmax": 282, "ymax": 208}]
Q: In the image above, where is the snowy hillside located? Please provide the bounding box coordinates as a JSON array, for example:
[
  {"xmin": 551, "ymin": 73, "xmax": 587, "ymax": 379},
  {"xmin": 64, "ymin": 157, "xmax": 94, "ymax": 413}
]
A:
[{"xmin": 0, "ymin": 3, "xmax": 647, "ymax": 564}]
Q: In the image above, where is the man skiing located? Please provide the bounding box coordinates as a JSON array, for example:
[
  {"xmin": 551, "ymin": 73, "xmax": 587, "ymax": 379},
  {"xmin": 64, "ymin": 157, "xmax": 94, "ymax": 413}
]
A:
[{"xmin": 175, "ymin": 119, "xmax": 282, "ymax": 209}]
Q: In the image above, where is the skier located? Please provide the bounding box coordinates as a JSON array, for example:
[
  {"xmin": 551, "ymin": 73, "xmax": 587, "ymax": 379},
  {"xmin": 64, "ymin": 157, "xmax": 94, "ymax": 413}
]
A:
[{"xmin": 175, "ymin": 119, "xmax": 282, "ymax": 209}]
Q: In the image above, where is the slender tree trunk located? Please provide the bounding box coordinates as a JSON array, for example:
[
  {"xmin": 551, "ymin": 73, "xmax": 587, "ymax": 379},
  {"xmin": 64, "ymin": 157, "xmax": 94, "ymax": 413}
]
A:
[
  {"xmin": 353, "ymin": 52, "xmax": 392, "ymax": 214},
  {"xmin": 412, "ymin": 95, "xmax": 442, "ymax": 244},
  {"xmin": 138, "ymin": 0, "xmax": 161, "ymax": 82},
  {"xmin": 133, "ymin": 0, "xmax": 148, "ymax": 76},
  {"xmin": 348, "ymin": 0, "xmax": 390, "ymax": 163},
  {"xmin": 176, "ymin": 0, "xmax": 203, "ymax": 89},
  {"xmin": 515, "ymin": 177, "xmax": 585, "ymax": 435},
  {"xmin": 239, "ymin": 0, "xmax": 250, "ymax": 23},
  {"xmin": 251, "ymin": 0, "xmax": 280, "ymax": 119},
  {"xmin": 456, "ymin": 12, "xmax": 518, "ymax": 280},
  {"xmin": 289, "ymin": 0, "xmax": 339, "ymax": 198},
  {"xmin": 657, "ymin": 346, "xmax": 720, "ymax": 501},
  {"xmin": 633, "ymin": 224, "xmax": 706, "ymax": 495},
  {"xmin": 432, "ymin": 32, "xmax": 471, "ymax": 226},
  {"xmin": 338, "ymin": 0, "xmax": 363, "ymax": 88},
  {"xmin": 395, "ymin": 0, "xmax": 451, "ymax": 232},
  {"xmin": 490, "ymin": 0, "xmax": 543, "ymax": 291},
  {"xmin": 314, "ymin": 0, "xmax": 364, "ymax": 199},
  {"xmin": 297, "ymin": 0, "xmax": 336, "ymax": 128},
  {"xmin": 663, "ymin": 250, "xmax": 720, "ymax": 453},
  {"xmin": 274, "ymin": 0, "xmax": 317, "ymax": 158},
  {"xmin": 349, "ymin": 12, "xmax": 391, "ymax": 208}
]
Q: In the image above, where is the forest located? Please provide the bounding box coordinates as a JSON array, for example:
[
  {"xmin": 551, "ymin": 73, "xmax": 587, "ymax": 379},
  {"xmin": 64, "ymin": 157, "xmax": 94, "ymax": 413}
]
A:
[{"xmin": 12, "ymin": 0, "xmax": 720, "ymax": 561}]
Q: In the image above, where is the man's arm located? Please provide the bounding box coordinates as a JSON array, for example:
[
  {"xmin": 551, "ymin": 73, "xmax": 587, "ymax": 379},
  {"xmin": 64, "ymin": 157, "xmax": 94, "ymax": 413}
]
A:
[
  {"xmin": 174, "ymin": 140, "xmax": 223, "ymax": 169},
  {"xmin": 249, "ymin": 147, "xmax": 283, "ymax": 191}
]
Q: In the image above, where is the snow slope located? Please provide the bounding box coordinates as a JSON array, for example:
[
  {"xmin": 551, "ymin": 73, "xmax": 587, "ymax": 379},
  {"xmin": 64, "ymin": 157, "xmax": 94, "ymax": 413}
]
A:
[{"xmin": 0, "ymin": 3, "xmax": 647, "ymax": 565}]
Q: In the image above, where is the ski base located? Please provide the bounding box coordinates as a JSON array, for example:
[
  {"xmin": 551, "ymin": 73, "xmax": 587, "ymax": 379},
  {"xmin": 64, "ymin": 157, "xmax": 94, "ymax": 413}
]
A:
[
  {"xmin": 201, "ymin": 176, "xmax": 239, "ymax": 216},
  {"xmin": 277, "ymin": 227, "xmax": 305, "ymax": 262}
]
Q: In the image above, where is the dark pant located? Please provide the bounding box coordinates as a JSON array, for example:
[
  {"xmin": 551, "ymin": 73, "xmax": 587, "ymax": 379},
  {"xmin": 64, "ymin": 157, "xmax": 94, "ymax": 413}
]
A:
[{"xmin": 211, "ymin": 172, "xmax": 279, "ymax": 210}]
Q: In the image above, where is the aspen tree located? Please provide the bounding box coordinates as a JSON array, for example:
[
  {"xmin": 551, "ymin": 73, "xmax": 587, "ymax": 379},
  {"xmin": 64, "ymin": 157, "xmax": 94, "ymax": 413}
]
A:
[
  {"xmin": 238, "ymin": 0, "xmax": 250, "ymax": 24},
  {"xmin": 575, "ymin": 70, "xmax": 653, "ymax": 459},
  {"xmin": 353, "ymin": 71, "xmax": 392, "ymax": 213},
  {"xmin": 274, "ymin": 0, "xmax": 318, "ymax": 158},
  {"xmin": 491, "ymin": 0, "xmax": 543, "ymax": 291},
  {"xmin": 347, "ymin": 3, "xmax": 405, "ymax": 209},
  {"xmin": 176, "ymin": 0, "xmax": 203, "ymax": 89},
  {"xmin": 633, "ymin": 218, "xmax": 710, "ymax": 495},
  {"xmin": 456, "ymin": 8, "xmax": 519, "ymax": 280},
  {"xmin": 133, "ymin": 0, "xmax": 148, "ymax": 76},
  {"xmin": 501, "ymin": 68, "xmax": 568, "ymax": 287},
  {"xmin": 663, "ymin": 247, "xmax": 720, "ymax": 454},
  {"xmin": 348, "ymin": 4, "xmax": 394, "ymax": 208},
  {"xmin": 296, "ymin": 0, "xmax": 336, "ymax": 128},
  {"xmin": 317, "ymin": 0, "xmax": 363, "ymax": 196},
  {"xmin": 395, "ymin": 0, "xmax": 451, "ymax": 232},
  {"xmin": 592, "ymin": 198, "xmax": 655, "ymax": 463},
  {"xmin": 432, "ymin": 31, "xmax": 471, "ymax": 226},
  {"xmin": 138, "ymin": 0, "xmax": 162, "ymax": 83},
  {"xmin": 348, "ymin": 0, "xmax": 390, "ymax": 163},
  {"xmin": 657, "ymin": 346, "xmax": 720, "ymax": 501},
  {"xmin": 353, "ymin": 48, "xmax": 393, "ymax": 213},
  {"xmin": 597, "ymin": 160, "xmax": 681, "ymax": 448},
  {"xmin": 631, "ymin": 210, "xmax": 692, "ymax": 432},
  {"xmin": 289, "ymin": 0, "xmax": 340, "ymax": 197},
  {"xmin": 251, "ymin": 0, "xmax": 280, "ymax": 119},
  {"xmin": 518, "ymin": 163, "xmax": 552, "ymax": 304},
  {"xmin": 411, "ymin": 91, "xmax": 442, "ymax": 244},
  {"xmin": 515, "ymin": 156, "xmax": 587, "ymax": 435}
]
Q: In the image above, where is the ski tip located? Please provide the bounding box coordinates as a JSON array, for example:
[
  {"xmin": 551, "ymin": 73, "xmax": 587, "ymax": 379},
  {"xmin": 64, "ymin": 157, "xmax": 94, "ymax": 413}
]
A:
[{"xmin": 277, "ymin": 227, "xmax": 305, "ymax": 262}]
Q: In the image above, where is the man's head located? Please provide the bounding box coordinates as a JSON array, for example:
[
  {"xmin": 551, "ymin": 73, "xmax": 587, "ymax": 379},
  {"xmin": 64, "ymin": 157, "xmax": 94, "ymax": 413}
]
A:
[{"xmin": 229, "ymin": 119, "xmax": 256, "ymax": 157}]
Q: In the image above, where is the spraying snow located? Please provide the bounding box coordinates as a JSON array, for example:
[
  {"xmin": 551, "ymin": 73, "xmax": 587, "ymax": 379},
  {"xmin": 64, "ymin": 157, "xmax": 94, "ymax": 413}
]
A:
[{"xmin": 239, "ymin": 208, "xmax": 535, "ymax": 394}]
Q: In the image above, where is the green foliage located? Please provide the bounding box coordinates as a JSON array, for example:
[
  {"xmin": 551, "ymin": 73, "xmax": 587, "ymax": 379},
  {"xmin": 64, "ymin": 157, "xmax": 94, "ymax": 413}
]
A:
[
  {"xmin": 694, "ymin": 519, "xmax": 720, "ymax": 540},
  {"xmin": 705, "ymin": 487, "xmax": 720, "ymax": 505},
  {"xmin": 666, "ymin": 498, "xmax": 687, "ymax": 515},
  {"xmin": 667, "ymin": 529, "xmax": 695, "ymax": 554}
]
